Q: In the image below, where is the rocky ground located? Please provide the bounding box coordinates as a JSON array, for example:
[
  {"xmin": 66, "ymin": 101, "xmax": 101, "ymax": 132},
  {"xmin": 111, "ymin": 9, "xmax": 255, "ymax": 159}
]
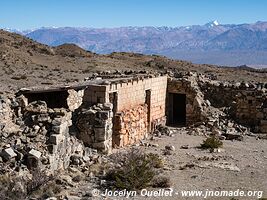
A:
[
  {"xmin": 49, "ymin": 127, "xmax": 267, "ymax": 200},
  {"xmin": 0, "ymin": 29, "xmax": 267, "ymax": 200}
]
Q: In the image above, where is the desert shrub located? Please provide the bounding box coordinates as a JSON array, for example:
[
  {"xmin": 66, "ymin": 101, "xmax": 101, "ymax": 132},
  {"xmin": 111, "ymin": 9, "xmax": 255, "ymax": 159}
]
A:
[
  {"xmin": 26, "ymin": 168, "xmax": 53, "ymax": 195},
  {"xmin": 147, "ymin": 153, "xmax": 164, "ymax": 168},
  {"xmin": 0, "ymin": 168, "xmax": 57, "ymax": 200},
  {"xmin": 201, "ymin": 136, "xmax": 223, "ymax": 150},
  {"xmin": 151, "ymin": 175, "xmax": 171, "ymax": 188},
  {"xmin": 105, "ymin": 149, "xmax": 164, "ymax": 190},
  {"xmin": 0, "ymin": 174, "xmax": 27, "ymax": 200}
]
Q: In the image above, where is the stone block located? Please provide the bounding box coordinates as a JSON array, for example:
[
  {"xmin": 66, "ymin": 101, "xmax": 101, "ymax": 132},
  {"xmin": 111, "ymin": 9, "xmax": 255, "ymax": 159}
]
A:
[
  {"xmin": 92, "ymin": 140, "xmax": 112, "ymax": 153},
  {"xmin": 28, "ymin": 149, "xmax": 42, "ymax": 159},
  {"xmin": 103, "ymin": 103, "xmax": 113, "ymax": 110},
  {"xmin": 37, "ymin": 113, "xmax": 50, "ymax": 122},
  {"xmin": 1, "ymin": 147, "xmax": 17, "ymax": 160},
  {"xmin": 50, "ymin": 134, "xmax": 63, "ymax": 145},
  {"xmin": 52, "ymin": 122, "xmax": 69, "ymax": 134},
  {"xmin": 96, "ymin": 111, "xmax": 109, "ymax": 120},
  {"xmin": 94, "ymin": 127, "xmax": 107, "ymax": 142}
]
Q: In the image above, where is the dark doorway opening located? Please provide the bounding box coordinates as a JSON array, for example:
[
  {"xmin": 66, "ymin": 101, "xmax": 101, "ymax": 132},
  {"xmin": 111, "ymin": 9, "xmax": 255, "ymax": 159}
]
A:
[
  {"xmin": 24, "ymin": 91, "xmax": 69, "ymax": 108},
  {"xmin": 168, "ymin": 93, "xmax": 186, "ymax": 126}
]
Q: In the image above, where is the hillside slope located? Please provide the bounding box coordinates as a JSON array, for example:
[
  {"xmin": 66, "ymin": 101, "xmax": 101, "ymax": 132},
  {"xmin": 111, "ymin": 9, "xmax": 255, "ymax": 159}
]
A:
[
  {"xmin": 0, "ymin": 29, "xmax": 266, "ymax": 94},
  {"xmin": 13, "ymin": 21, "xmax": 267, "ymax": 66}
]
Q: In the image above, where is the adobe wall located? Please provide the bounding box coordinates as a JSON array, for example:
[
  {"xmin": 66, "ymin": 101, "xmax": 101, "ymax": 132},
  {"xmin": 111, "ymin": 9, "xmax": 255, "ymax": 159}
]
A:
[
  {"xmin": 107, "ymin": 75, "xmax": 167, "ymax": 124},
  {"xmin": 107, "ymin": 75, "xmax": 167, "ymax": 146},
  {"xmin": 82, "ymin": 84, "xmax": 108, "ymax": 106}
]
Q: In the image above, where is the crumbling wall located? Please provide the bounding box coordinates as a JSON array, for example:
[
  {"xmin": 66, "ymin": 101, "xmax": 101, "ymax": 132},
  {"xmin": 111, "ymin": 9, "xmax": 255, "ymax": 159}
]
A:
[
  {"xmin": 231, "ymin": 90, "xmax": 267, "ymax": 133},
  {"xmin": 199, "ymin": 81, "xmax": 263, "ymax": 108},
  {"xmin": 22, "ymin": 101, "xmax": 86, "ymax": 171},
  {"xmin": 76, "ymin": 103, "xmax": 113, "ymax": 153},
  {"xmin": 167, "ymin": 76, "xmax": 209, "ymax": 125},
  {"xmin": 0, "ymin": 96, "xmax": 20, "ymax": 134},
  {"xmin": 113, "ymin": 104, "xmax": 148, "ymax": 147},
  {"xmin": 200, "ymin": 82, "xmax": 238, "ymax": 108},
  {"xmin": 199, "ymin": 80, "xmax": 267, "ymax": 133},
  {"xmin": 67, "ymin": 89, "xmax": 84, "ymax": 111}
]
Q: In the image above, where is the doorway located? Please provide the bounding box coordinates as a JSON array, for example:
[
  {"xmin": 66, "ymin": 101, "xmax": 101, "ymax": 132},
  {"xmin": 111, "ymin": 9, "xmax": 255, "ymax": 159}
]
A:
[{"xmin": 168, "ymin": 93, "xmax": 186, "ymax": 126}]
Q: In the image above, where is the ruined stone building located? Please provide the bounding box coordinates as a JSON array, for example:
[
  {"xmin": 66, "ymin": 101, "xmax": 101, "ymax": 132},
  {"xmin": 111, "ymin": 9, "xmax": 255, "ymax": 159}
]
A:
[{"xmin": 1, "ymin": 72, "xmax": 266, "ymax": 171}]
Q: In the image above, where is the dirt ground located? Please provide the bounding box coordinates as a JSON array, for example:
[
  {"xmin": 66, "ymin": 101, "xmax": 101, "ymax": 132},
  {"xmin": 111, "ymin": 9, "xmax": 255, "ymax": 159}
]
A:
[{"xmin": 74, "ymin": 128, "xmax": 267, "ymax": 200}]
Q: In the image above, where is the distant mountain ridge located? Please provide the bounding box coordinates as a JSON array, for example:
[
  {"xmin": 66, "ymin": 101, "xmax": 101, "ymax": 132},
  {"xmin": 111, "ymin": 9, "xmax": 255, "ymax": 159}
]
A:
[{"xmin": 3, "ymin": 21, "xmax": 267, "ymax": 67}]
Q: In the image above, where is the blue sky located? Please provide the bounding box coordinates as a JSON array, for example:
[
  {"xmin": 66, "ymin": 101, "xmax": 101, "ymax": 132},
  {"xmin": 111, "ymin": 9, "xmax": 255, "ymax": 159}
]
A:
[{"xmin": 1, "ymin": 0, "xmax": 267, "ymax": 29}]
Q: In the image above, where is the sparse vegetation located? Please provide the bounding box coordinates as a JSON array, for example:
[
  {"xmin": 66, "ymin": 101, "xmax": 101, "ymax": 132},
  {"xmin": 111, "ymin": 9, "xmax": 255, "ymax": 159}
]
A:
[
  {"xmin": 0, "ymin": 168, "xmax": 59, "ymax": 200},
  {"xmin": 105, "ymin": 149, "xmax": 165, "ymax": 190},
  {"xmin": 151, "ymin": 175, "xmax": 171, "ymax": 188},
  {"xmin": 201, "ymin": 136, "xmax": 223, "ymax": 150}
]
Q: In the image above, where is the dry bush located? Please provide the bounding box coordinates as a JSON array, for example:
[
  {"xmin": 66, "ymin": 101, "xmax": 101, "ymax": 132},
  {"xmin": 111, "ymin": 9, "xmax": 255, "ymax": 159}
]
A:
[
  {"xmin": 0, "ymin": 168, "xmax": 59, "ymax": 200},
  {"xmin": 105, "ymin": 148, "xmax": 164, "ymax": 190},
  {"xmin": 151, "ymin": 175, "xmax": 171, "ymax": 188},
  {"xmin": 201, "ymin": 136, "xmax": 223, "ymax": 150}
]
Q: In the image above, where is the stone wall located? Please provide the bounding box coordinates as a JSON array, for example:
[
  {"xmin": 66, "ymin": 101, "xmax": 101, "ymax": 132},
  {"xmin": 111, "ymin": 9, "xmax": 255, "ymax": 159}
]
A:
[
  {"xmin": 22, "ymin": 101, "xmax": 86, "ymax": 172},
  {"xmin": 230, "ymin": 90, "xmax": 267, "ymax": 133},
  {"xmin": 167, "ymin": 76, "xmax": 209, "ymax": 125},
  {"xmin": 198, "ymin": 79, "xmax": 267, "ymax": 133},
  {"xmin": 67, "ymin": 89, "xmax": 84, "ymax": 111},
  {"xmin": 113, "ymin": 104, "xmax": 148, "ymax": 147},
  {"xmin": 76, "ymin": 103, "xmax": 113, "ymax": 154},
  {"xmin": 0, "ymin": 96, "xmax": 20, "ymax": 134}
]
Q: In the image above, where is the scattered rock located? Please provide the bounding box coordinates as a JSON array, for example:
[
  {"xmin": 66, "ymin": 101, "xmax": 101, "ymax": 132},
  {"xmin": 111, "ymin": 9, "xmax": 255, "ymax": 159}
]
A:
[
  {"xmin": 28, "ymin": 149, "xmax": 42, "ymax": 159},
  {"xmin": 181, "ymin": 145, "xmax": 189, "ymax": 149},
  {"xmin": 165, "ymin": 145, "xmax": 175, "ymax": 151},
  {"xmin": 1, "ymin": 147, "xmax": 17, "ymax": 160}
]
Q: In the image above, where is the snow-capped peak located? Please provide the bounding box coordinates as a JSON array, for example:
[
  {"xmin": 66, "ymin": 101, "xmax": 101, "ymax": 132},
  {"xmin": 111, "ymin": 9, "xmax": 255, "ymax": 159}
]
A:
[
  {"xmin": 213, "ymin": 20, "xmax": 219, "ymax": 26},
  {"xmin": 205, "ymin": 20, "xmax": 220, "ymax": 27}
]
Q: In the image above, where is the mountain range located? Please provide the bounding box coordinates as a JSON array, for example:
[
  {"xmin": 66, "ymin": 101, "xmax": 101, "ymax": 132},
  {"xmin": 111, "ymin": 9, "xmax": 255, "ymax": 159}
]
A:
[{"xmin": 3, "ymin": 21, "xmax": 267, "ymax": 67}]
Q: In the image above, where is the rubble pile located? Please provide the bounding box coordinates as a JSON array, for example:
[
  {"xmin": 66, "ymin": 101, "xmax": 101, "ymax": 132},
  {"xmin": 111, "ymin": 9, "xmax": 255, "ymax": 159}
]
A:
[{"xmin": 0, "ymin": 98, "xmax": 90, "ymax": 175}]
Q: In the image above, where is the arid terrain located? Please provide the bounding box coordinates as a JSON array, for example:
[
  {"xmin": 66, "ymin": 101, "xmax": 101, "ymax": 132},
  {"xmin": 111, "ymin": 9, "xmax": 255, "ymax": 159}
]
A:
[
  {"xmin": 1, "ymin": 29, "xmax": 267, "ymax": 95},
  {"xmin": 0, "ymin": 29, "xmax": 267, "ymax": 200}
]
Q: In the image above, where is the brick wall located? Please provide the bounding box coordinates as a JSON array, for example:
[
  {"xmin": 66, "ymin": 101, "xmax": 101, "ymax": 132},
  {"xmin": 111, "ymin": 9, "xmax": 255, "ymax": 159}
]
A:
[
  {"xmin": 81, "ymin": 76, "xmax": 167, "ymax": 148},
  {"xmin": 108, "ymin": 75, "xmax": 167, "ymax": 147},
  {"xmin": 82, "ymin": 85, "xmax": 108, "ymax": 106},
  {"xmin": 107, "ymin": 76, "xmax": 167, "ymax": 122}
]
